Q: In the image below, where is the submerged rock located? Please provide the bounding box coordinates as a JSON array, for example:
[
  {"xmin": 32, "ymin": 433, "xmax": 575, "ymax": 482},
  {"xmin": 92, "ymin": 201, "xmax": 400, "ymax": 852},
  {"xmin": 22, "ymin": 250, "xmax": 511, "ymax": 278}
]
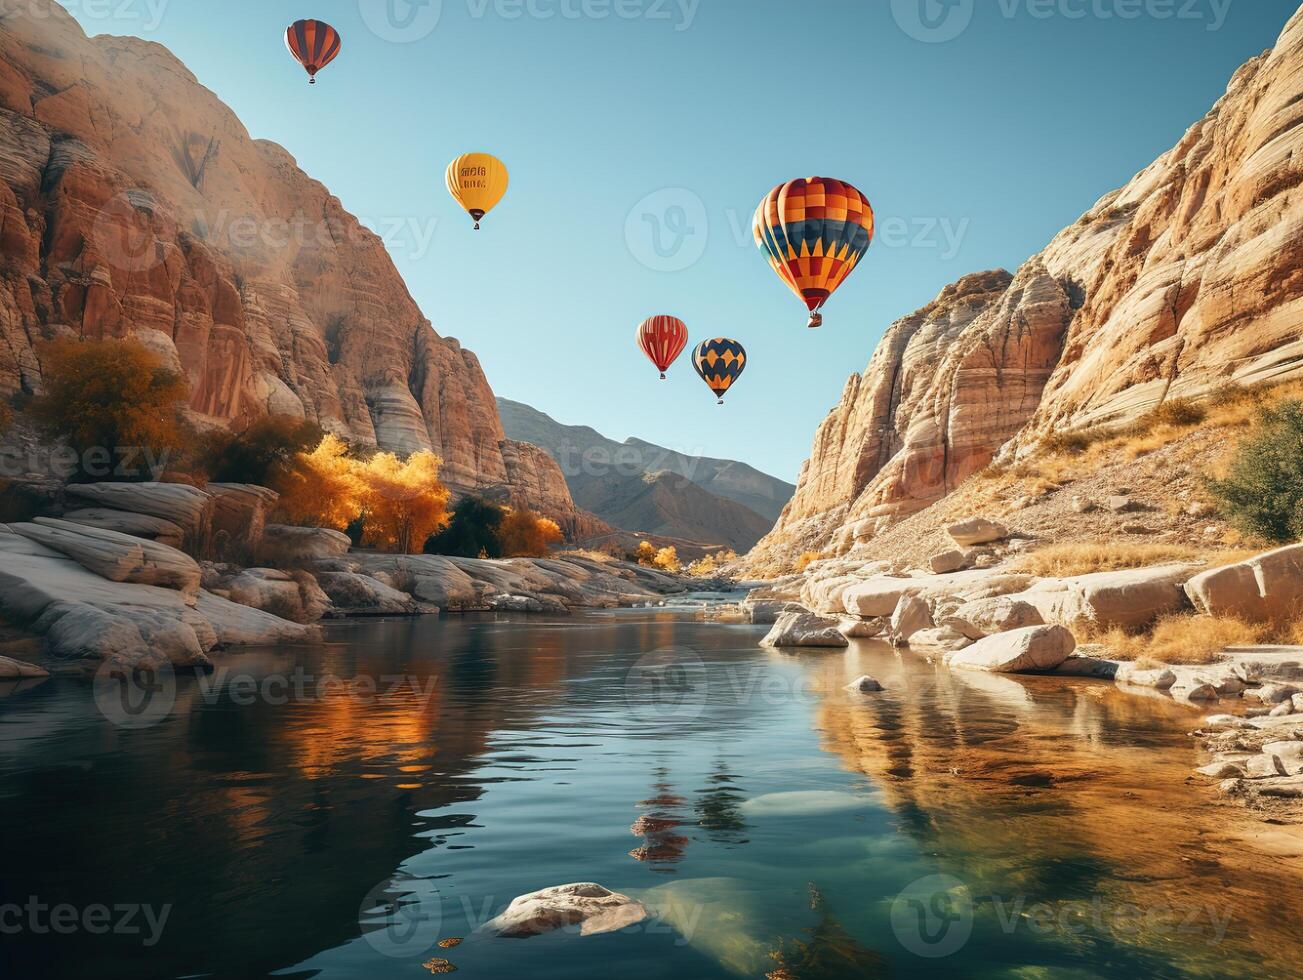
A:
[
  {"xmin": 481, "ymin": 883, "xmax": 647, "ymax": 938},
  {"xmin": 845, "ymin": 675, "xmax": 883, "ymax": 693}
]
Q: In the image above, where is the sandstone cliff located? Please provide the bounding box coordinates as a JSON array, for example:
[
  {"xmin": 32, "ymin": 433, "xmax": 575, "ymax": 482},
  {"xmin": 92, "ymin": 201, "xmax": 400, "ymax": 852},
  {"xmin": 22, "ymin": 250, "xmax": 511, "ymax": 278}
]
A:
[
  {"xmin": 750, "ymin": 5, "xmax": 1303, "ymax": 569},
  {"xmin": 0, "ymin": 2, "xmax": 586, "ymax": 529}
]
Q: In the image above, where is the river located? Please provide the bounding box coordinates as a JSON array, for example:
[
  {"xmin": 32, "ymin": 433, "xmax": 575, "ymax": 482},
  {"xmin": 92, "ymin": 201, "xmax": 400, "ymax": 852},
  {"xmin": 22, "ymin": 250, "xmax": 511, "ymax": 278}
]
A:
[{"xmin": 1, "ymin": 610, "xmax": 1300, "ymax": 978}]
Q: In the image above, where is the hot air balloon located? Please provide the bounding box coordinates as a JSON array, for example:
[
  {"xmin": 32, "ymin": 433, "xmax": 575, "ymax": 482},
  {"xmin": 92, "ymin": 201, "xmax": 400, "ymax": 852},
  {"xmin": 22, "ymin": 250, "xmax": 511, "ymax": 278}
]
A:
[
  {"xmin": 693, "ymin": 338, "xmax": 747, "ymax": 405},
  {"xmin": 753, "ymin": 177, "xmax": 874, "ymax": 328},
  {"xmin": 285, "ymin": 20, "xmax": 342, "ymax": 85},
  {"xmin": 446, "ymin": 153, "xmax": 509, "ymax": 230},
  {"xmin": 636, "ymin": 316, "xmax": 689, "ymax": 380}
]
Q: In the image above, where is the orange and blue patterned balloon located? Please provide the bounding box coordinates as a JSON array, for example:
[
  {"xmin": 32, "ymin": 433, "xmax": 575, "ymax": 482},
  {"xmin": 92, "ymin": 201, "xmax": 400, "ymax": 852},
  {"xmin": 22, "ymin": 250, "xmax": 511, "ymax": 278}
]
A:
[
  {"xmin": 286, "ymin": 20, "xmax": 342, "ymax": 84},
  {"xmin": 693, "ymin": 338, "xmax": 747, "ymax": 404},
  {"xmin": 753, "ymin": 177, "xmax": 874, "ymax": 328}
]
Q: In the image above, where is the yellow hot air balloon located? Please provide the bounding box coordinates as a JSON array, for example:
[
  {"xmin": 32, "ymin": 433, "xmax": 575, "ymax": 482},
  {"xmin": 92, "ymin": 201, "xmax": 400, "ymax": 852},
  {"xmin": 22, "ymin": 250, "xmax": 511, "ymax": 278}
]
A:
[{"xmin": 446, "ymin": 153, "xmax": 509, "ymax": 230}]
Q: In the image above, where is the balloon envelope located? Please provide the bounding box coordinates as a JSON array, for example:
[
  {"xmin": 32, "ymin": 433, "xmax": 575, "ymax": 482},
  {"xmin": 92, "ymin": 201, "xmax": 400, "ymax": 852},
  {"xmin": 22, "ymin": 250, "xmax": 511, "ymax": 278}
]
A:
[
  {"xmin": 637, "ymin": 316, "xmax": 689, "ymax": 379},
  {"xmin": 753, "ymin": 177, "xmax": 874, "ymax": 327},
  {"xmin": 693, "ymin": 338, "xmax": 747, "ymax": 403},
  {"xmin": 446, "ymin": 153, "xmax": 509, "ymax": 229},
  {"xmin": 285, "ymin": 20, "xmax": 341, "ymax": 84}
]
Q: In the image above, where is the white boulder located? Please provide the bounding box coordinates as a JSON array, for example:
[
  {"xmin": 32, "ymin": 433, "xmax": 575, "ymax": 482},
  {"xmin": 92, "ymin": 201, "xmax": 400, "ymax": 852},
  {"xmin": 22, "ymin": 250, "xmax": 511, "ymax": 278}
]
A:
[
  {"xmin": 481, "ymin": 883, "xmax": 648, "ymax": 938},
  {"xmin": 947, "ymin": 517, "xmax": 1008, "ymax": 547},
  {"xmin": 1185, "ymin": 544, "xmax": 1303, "ymax": 623},
  {"xmin": 762, "ymin": 611, "xmax": 849, "ymax": 649},
  {"xmin": 946, "ymin": 625, "xmax": 1076, "ymax": 674}
]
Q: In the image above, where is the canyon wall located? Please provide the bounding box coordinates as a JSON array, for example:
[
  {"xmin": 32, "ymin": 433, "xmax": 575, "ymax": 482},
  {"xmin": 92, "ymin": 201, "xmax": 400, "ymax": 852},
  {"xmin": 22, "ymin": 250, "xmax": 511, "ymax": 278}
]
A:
[
  {"xmin": 750, "ymin": 4, "xmax": 1303, "ymax": 569},
  {"xmin": 0, "ymin": 2, "xmax": 589, "ymax": 530}
]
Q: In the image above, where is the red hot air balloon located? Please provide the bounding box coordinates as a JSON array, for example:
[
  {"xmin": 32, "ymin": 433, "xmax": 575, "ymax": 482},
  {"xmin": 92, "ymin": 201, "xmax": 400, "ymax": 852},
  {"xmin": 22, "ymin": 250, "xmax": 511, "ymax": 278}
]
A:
[
  {"xmin": 636, "ymin": 315, "xmax": 689, "ymax": 380},
  {"xmin": 286, "ymin": 20, "xmax": 342, "ymax": 85}
]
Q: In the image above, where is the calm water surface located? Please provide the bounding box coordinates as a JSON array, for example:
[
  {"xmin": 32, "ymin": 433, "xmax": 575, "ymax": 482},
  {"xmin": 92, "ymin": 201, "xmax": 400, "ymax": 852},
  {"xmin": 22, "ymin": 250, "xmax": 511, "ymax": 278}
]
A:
[{"xmin": 1, "ymin": 611, "xmax": 1301, "ymax": 979}]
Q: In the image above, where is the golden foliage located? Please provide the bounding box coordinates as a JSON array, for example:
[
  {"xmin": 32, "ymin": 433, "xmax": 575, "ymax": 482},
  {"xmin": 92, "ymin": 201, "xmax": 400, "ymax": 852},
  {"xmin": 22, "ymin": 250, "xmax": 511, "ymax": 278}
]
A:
[
  {"xmin": 795, "ymin": 551, "xmax": 825, "ymax": 573},
  {"xmin": 31, "ymin": 336, "xmax": 189, "ymax": 478},
  {"xmin": 272, "ymin": 434, "xmax": 362, "ymax": 531},
  {"xmin": 653, "ymin": 546, "xmax": 682, "ymax": 574},
  {"xmin": 497, "ymin": 507, "xmax": 563, "ymax": 557},
  {"xmin": 273, "ymin": 437, "xmax": 450, "ymax": 554},
  {"xmin": 635, "ymin": 541, "xmax": 658, "ymax": 566},
  {"xmin": 688, "ymin": 549, "xmax": 739, "ymax": 578},
  {"xmin": 355, "ymin": 451, "xmax": 451, "ymax": 555}
]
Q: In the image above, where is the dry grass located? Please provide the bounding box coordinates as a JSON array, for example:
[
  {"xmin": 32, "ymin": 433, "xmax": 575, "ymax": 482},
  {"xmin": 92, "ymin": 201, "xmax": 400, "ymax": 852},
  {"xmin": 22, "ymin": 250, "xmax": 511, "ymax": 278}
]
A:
[
  {"xmin": 1037, "ymin": 380, "xmax": 1303, "ymax": 468},
  {"xmin": 1010, "ymin": 541, "xmax": 1257, "ymax": 578},
  {"xmin": 1090, "ymin": 615, "xmax": 1274, "ymax": 665},
  {"xmin": 558, "ymin": 549, "xmax": 618, "ymax": 564},
  {"xmin": 795, "ymin": 551, "xmax": 826, "ymax": 573}
]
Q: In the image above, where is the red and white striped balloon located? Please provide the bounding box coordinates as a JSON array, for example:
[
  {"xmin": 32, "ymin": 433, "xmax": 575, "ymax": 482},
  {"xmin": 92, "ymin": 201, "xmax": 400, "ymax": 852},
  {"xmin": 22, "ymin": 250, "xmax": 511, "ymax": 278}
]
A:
[{"xmin": 636, "ymin": 315, "xmax": 689, "ymax": 379}]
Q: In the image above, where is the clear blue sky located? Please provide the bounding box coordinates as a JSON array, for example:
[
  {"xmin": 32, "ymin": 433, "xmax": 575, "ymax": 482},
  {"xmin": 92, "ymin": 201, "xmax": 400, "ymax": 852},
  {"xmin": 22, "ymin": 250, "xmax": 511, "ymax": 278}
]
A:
[{"xmin": 63, "ymin": 0, "xmax": 1299, "ymax": 481}]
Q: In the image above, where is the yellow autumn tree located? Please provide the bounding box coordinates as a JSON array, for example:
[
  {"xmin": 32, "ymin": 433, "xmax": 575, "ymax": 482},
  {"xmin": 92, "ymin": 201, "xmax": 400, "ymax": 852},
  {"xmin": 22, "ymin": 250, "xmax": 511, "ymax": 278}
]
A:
[
  {"xmin": 497, "ymin": 507, "xmax": 563, "ymax": 557},
  {"xmin": 272, "ymin": 434, "xmax": 363, "ymax": 530},
  {"xmin": 635, "ymin": 541, "xmax": 657, "ymax": 566},
  {"xmin": 653, "ymin": 546, "xmax": 682, "ymax": 574},
  {"xmin": 355, "ymin": 450, "xmax": 450, "ymax": 554}
]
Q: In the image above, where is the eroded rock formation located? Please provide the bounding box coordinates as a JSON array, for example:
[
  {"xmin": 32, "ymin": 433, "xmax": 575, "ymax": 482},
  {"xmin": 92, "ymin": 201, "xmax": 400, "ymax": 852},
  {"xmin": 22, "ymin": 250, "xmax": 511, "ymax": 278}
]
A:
[
  {"xmin": 751, "ymin": 5, "xmax": 1303, "ymax": 568},
  {"xmin": 0, "ymin": 2, "xmax": 585, "ymax": 528}
]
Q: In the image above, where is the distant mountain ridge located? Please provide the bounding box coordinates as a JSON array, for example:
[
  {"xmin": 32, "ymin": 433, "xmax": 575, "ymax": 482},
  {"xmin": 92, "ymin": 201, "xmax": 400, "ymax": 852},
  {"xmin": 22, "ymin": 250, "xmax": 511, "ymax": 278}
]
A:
[{"xmin": 497, "ymin": 398, "xmax": 796, "ymax": 551}]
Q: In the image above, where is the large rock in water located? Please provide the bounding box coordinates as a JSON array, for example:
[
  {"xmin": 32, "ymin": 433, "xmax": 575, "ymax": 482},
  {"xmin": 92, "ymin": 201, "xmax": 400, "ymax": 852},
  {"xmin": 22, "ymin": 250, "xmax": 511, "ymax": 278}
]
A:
[
  {"xmin": 0, "ymin": 3, "xmax": 587, "ymax": 534},
  {"xmin": 314, "ymin": 570, "xmax": 435, "ymax": 617},
  {"xmin": 947, "ymin": 625, "xmax": 1076, "ymax": 674},
  {"xmin": 1185, "ymin": 544, "xmax": 1303, "ymax": 622},
  {"xmin": 761, "ymin": 611, "xmax": 849, "ymax": 649},
  {"xmin": 481, "ymin": 883, "xmax": 648, "ymax": 938},
  {"xmin": 746, "ymin": 8, "xmax": 1303, "ymax": 568}
]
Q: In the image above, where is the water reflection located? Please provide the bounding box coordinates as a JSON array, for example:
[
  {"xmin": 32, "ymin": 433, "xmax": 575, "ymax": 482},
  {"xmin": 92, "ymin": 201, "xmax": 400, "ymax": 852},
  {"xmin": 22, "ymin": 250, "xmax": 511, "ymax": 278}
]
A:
[{"xmin": 0, "ymin": 615, "xmax": 1300, "ymax": 980}]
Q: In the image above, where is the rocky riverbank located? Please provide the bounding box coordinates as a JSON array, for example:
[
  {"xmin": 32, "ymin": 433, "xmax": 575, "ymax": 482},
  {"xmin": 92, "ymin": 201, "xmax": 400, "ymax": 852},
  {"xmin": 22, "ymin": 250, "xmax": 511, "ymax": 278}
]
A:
[
  {"xmin": 744, "ymin": 515, "xmax": 1303, "ymax": 815},
  {"xmin": 0, "ymin": 481, "xmax": 689, "ymax": 677}
]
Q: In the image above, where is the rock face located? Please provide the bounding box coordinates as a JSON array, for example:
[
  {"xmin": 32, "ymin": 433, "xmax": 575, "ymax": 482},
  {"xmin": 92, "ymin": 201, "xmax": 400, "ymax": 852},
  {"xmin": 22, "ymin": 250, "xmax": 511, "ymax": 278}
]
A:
[
  {"xmin": 749, "ymin": 6, "xmax": 1303, "ymax": 567},
  {"xmin": 0, "ymin": 3, "xmax": 584, "ymax": 531}
]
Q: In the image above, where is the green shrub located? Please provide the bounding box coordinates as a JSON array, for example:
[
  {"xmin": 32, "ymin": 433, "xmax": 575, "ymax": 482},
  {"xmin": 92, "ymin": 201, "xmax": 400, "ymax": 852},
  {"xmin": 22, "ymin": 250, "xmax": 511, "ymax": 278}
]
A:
[
  {"xmin": 425, "ymin": 496, "xmax": 506, "ymax": 558},
  {"xmin": 200, "ymin": 416, "xmax": 323, "ymax": 486},
  {"xmin": 1206, "ymin": 400, "xmax": 1303, "ymax": 543}
]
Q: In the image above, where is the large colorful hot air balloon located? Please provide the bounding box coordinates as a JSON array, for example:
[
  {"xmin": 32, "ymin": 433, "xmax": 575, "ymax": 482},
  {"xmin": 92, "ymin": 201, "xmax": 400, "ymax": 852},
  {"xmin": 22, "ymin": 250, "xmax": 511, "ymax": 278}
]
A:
[
  {"xmin": 693, "ymin": 338, "xmax": 747, "ymax": 405},
  {"xmin": 446, "ymin": 153, "xmax": 509, "ymax": 230},
  {"xmin": 753, "ymin": 177, "xmax": 874, "ymax": 328},
  {"xmin": 636, "ymin": 316, "xmax": 689, "ymax": 380},
  {"xmin": 285, "ymin": 20, "xmax": 342, "ymax": 85}
]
